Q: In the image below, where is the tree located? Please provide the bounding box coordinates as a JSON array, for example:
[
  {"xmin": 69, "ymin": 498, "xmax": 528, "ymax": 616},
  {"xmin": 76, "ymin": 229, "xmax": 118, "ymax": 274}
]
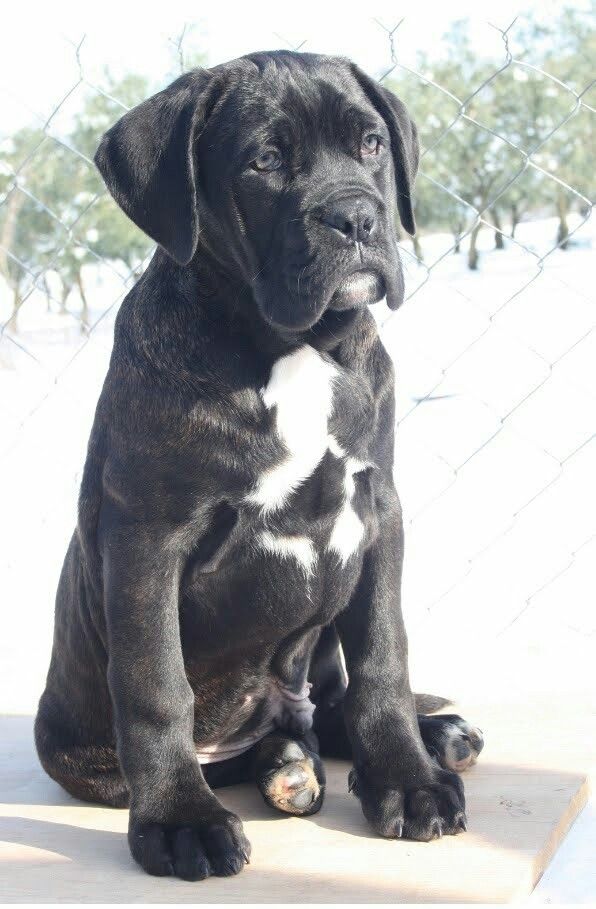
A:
[
  {"xmin": 384, "ymin": 8, "xmax": 595, "ymax": 266},
  {"xmin": 514, "ymin": 5, "xmax": 595, "ymax": 248},
  {"xmin": 0, "ymin": 75, "xmax": 153, "ymax": 332},
  {"xmin": 0, "ymin": 129, "xmax": 74, "ymax": 331},
  {"xmin": 1, "ymin": 37, "xmax": 208, "ymax": 333}
]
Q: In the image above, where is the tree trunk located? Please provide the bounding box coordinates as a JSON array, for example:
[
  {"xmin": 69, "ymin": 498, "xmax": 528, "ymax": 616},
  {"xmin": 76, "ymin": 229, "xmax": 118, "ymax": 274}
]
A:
[
  {"xmin": 556, "ymin": 190, "xmax": 569, "ymax": 250},
  {"xmin": 7, "ymin": 288, "xmax": 21, "ymax": 334},
  {"xmin": 0, "ymin": 189, "xmax": 24, "ymax": 279},
  {"xmin": 75, "ymin": 271, "xmax": 89, "ymax": 332},
  {"xmin": 0, "ymin": 190, "xmax": 25, "ymax": 333},
  {"xmin": 451, "ymin": 219, "xmax": 465, "ymax": 254},
  {"xmin": 42, "ymin": 275, "xmax": 52, "ymax": 312},
  {"xmin": 59, "ymin": 285, "xmax": 69, "ymax": 315},
  {"xmin": 468, "ymin": 223, "xmax": 482, "ymax": 270},
  {"xmin": 510, "ymin": 203, "xmax": 519, "ymax": 239},
  {"xmin": 411, "ymin": 233, "xmax": 423, "ymax": 262},
  {"xmin": 492, "ymin": 209, "xmax": 505, "ymax": 249}
]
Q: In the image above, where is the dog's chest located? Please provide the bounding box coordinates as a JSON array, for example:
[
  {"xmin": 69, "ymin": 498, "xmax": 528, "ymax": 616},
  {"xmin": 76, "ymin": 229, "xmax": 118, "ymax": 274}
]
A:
[{"xmin": 246, "ymin": 344, "xmax": 374, "ymax": 571}]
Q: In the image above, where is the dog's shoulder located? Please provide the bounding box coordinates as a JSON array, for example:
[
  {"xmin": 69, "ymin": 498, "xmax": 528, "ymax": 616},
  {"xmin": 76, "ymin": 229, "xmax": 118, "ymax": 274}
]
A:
[{"xmin": 101, "ymin": 262, "xmax": 263, "ymax": 426}]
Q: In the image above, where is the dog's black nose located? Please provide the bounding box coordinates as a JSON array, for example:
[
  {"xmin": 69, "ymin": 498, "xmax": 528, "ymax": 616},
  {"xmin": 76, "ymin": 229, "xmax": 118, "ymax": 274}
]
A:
[{"xmin": 318, "ymin": 197, "xmax": 376, "ymax": 243}]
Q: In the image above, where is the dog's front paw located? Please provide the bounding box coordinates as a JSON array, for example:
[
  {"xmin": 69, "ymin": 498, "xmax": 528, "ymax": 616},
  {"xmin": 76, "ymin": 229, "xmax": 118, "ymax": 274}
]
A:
[
  {"xmin": 128, "ymin": 809, "xmax": 250, "ymax": 880},
  {"xmin": 349, "ymin": 766, "xmax": 466, "ymax": 841}
]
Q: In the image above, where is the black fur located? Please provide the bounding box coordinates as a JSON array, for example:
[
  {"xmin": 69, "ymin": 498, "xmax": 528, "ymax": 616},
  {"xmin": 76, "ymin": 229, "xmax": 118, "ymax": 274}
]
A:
[{"xmin": 35, "ymin": 51, "xmax": 474, "ymax": 881}]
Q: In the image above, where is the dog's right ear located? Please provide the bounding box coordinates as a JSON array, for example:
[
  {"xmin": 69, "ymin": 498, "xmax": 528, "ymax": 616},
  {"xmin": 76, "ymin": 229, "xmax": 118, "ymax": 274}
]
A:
[
  {"xmin": 349, "ymin": 64, "xmax": 419, "ymax": 239},
  {"xmin": 94, "ymin": 69, "xmax": 220, "ymax": 266}
]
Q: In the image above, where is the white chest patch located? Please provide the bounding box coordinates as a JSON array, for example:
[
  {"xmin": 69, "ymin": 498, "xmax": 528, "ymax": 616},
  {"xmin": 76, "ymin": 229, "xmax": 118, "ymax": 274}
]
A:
[
  {"xmin": 327, "ymin": 450, "xmax": 368, "ymax": 566},
  {"xmin": 247, "ymin": 345, "xmax": 337, "ymax": 513},
  {"xmin": 248, "ymin": 343, "xmax": 367, "ymax": 571},
  {"xmin": 258, "ymin": 530, "xmax": 317, "ymax": 576}
]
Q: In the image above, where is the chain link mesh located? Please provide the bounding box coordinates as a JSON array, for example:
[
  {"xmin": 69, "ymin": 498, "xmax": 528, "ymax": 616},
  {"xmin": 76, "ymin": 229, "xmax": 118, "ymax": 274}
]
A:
[{"xmin": 1, "ymin": 17, "xmax": 594, "ymax": 661}]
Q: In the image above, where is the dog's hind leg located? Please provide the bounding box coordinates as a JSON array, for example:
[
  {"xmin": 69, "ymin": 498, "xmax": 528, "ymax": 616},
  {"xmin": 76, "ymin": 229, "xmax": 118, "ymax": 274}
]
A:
[
  {"xmin": 310, "ymin": 624, "xmax": 484, "ymax": 770},
  {"xmin": 251, "ymin": 730, "xmax": 325, "ymax": 817},
  {"xmin": 34, "ymin": 709, "xmax": 129, "ymax": 808},
  {"xmin": 313, "ymin": 696, "xmax": 483, "ymax": 773},
  {"xmin": 417, "ymin": 714, "xmax": 484, "ymax": 773},
  {"xmin": 309, "ymin": 624, "xmax": 348, "ymax": 708}
]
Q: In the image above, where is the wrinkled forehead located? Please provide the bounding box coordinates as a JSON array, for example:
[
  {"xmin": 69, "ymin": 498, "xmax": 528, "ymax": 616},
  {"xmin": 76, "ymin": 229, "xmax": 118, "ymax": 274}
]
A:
[{"xmin": 207, "ymin": 56, "xmax": 382, "ymax": 159}]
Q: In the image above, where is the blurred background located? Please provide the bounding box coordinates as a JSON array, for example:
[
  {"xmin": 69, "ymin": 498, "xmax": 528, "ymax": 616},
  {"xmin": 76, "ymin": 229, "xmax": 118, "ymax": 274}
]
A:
[{"xmin": 0, "ymin": 1, "xmax": 594, "ymax": 721}]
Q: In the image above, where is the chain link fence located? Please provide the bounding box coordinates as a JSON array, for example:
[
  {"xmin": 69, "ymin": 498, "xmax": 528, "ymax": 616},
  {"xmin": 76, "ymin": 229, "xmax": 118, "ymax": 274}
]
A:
[{"xmin": 0, "ymin": 12, "xmax": 594, "ymax": 709}]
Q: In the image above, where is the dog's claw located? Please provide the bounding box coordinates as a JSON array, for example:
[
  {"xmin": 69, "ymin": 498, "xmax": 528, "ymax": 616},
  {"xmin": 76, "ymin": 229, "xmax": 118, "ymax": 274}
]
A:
[
  {"xmin": 395, "ymin": 820, "xmax": 403, "ymax": 838},
  {"xmin": 430, "ymin": 819, "xmax": 443, "ymax": 839},
  {"xmin": 242, "ymin": 848, "xmax": 251, "ymax": 865}
]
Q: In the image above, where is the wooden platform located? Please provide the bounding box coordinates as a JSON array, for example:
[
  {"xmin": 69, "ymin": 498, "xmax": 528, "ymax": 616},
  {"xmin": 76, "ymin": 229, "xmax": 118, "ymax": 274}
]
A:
[{"xmin": 0, "ymin": 691, "xmax": 591, "ymax": 904}]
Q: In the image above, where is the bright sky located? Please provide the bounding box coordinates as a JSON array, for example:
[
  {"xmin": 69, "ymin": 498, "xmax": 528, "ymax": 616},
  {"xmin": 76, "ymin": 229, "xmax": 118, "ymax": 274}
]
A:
[{"xmin": 0, "ymin": 0, "xmax": 585, "ymax": 134}]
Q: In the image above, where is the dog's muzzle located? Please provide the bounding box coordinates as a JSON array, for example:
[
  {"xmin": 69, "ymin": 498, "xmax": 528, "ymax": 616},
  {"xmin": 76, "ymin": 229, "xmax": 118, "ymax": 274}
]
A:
[{"xmin": 329, "ymin": 269, "xmax": 386, "ymax": 310}]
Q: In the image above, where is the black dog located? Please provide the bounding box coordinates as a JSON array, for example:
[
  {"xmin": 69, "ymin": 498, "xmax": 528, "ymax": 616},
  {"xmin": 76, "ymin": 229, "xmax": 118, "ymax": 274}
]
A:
[{"xmin": 35, "ymin": 51, "xmax": 483, "ymax": 881}]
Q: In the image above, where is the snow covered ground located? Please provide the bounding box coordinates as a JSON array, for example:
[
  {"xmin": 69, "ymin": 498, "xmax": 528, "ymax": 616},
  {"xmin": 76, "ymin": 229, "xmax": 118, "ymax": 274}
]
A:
[{"xmin": 1, "ymin": 213, "xmax": 594, "ymax": 900}]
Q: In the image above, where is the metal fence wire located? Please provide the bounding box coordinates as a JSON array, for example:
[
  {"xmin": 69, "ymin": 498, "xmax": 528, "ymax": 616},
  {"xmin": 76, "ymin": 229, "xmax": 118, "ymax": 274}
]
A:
[{"xmin": 1, "ymin": 15, "xmax": 594, "ymax": 657}]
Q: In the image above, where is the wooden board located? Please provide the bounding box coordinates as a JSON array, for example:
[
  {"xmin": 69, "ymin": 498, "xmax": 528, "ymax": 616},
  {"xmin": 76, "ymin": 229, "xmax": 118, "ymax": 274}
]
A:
[{"xmin": 0, "ymin": 694, "xmax": 591, "ymax": 904}]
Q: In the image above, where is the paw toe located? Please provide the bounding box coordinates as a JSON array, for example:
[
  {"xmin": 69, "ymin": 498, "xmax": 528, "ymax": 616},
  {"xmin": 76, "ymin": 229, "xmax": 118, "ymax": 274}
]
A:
[
  {"xmin": 129, "ymin": 822, "xmax": 174, "ymax": 877},
  {"xmin": 171, "ymin": 827, "xmax": 211, "ymax": 881},
  {"xmin": 202, "ymin": 820, "xmax": 251, "ymax": 877},
  {"xmin": 403, "ymin": 788, "xmax": 443, "ymax": 841}
]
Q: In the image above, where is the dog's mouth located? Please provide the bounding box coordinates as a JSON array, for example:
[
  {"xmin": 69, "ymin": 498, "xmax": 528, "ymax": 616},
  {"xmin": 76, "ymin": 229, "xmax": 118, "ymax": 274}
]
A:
[
  {"xmin": 255, "ymin": 239, "xmax": 403, "ymax": 337},
  {"xmin": 329, "ymin": 270, "xmax": 386, "ymax": 311}
]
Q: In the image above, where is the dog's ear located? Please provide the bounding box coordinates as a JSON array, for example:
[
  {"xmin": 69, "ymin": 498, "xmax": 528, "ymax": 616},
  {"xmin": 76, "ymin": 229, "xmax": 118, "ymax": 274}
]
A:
[
  {"xmin": 94, "ymin": 69, "xmax": 220, "ymax": 266},
  {"xmin": 350, "ymin": 64, "xmax": 419, "ymax": 237}
]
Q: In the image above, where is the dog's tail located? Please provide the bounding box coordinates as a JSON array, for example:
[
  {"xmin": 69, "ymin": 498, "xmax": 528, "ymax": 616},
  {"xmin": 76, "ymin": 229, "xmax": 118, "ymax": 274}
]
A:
[{"xmin": 414, "ymin": 692, "xmax": 452, "ymax": 714}]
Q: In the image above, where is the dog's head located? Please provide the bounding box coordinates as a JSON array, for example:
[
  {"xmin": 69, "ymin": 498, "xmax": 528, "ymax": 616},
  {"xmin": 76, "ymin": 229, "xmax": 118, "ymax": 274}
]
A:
[{"xmin": 95, "ymin": 51, "xmax": 419, "ymax": 333}]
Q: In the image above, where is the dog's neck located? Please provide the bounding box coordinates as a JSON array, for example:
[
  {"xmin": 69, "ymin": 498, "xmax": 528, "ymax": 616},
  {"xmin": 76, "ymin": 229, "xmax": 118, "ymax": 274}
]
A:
[{"xmin": 170, "ymin": 242, "xmax": 366, "ymax": 359}]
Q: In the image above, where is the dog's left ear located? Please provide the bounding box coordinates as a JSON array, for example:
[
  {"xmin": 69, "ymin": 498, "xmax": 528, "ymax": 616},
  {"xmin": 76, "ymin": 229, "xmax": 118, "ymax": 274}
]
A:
[
  {"xmin": 94, "ymin": 69, "xmax": 220, "ymax": 266},
  {"xmin": 350, "ymin": 64, "xmax": 419, "ymax": 238}
]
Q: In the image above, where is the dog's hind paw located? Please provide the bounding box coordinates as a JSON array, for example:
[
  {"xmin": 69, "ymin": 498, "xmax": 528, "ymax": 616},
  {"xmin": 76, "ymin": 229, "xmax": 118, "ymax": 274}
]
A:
[
  {"xmin": 255, "ymin": 738, "xmax": 325, "ymax": 816},
  {"xmin": 419, "ymin": 714, "xmax": 484, "ymax": 773}
]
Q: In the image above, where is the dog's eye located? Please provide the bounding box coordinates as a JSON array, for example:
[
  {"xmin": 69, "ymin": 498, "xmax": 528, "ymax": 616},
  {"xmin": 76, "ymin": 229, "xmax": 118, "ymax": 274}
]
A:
[
  {"xmin": 361, "ymin": 133, "xmax": 382, "ymax": 156},
  {"xmin": 252, "ymin": 149, "xmax": 282, "ymax": 172}
]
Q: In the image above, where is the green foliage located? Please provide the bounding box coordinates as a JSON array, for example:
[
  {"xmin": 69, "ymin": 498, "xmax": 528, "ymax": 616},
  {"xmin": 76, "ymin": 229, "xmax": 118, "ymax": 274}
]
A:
[
  {"xmin": 386, "ymin": 4, "xmax": 594, "ymax": 266},
  {"xmin": 0, "ymin": 54, "xmax": 205, "ymax": 331}
]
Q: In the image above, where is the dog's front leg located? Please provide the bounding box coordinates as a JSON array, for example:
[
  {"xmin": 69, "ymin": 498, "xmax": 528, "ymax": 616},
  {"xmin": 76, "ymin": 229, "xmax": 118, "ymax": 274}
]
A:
[
  {"xmin": 103, "ymin": 522, "xmax": 250, "ymax": 880},
  {"xmin": 336, "ymin": 488, "xmax": 467, "ymax": 841}
]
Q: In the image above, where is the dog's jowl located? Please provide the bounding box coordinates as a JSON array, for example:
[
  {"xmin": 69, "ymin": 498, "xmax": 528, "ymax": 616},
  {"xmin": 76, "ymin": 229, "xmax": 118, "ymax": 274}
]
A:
[{"xmin": 35, "ymin": 51, "xmax": 483, "ymax": 880}]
